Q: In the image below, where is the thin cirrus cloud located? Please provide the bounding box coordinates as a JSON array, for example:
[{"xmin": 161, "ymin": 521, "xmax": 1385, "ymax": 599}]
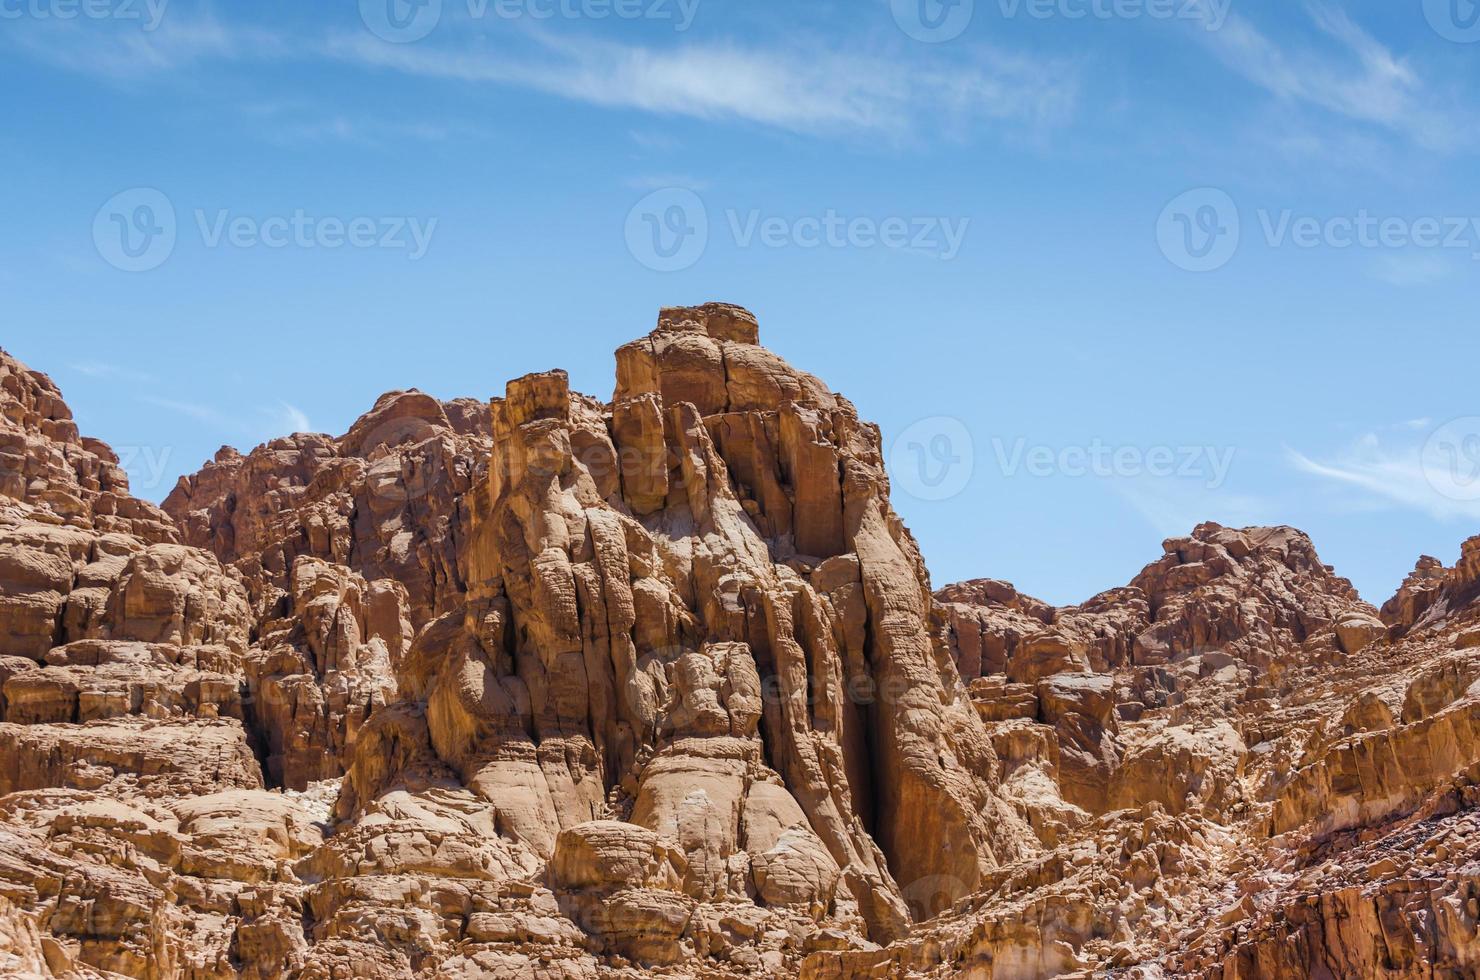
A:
[
  {"xmin": 141, "ymin": 396, "xmax": 227, "ymax": 427},
  {"xmin": 3, "ymin": 12, "xmax": 283, "ymax": 79},
  {"xmin": 274, "ymin": 402, "xmax": 313, "ymax": 436},
  {"xmin": 6, "ymin": 1, "xmax": 1469, "ymax": 152},
  {"xmin": 143, "ymin": 396, "xmax": 314, "ymax": 441},
  {"xmin": 69, "ymin": 362, "xmax": 155, "ymax": 384},
  {"xmin": 2, "ymin": 6, "xmax": 1080, "ymax": 142},
  {"xmin": 1114, "ymin": 479, "xmax": 1274, "ymax": 539},
  {"xmin": 1286, "ymin": 429, "xmax": 1480, "ymax": 522},
  {"xmin": 1185, "ymin": 0, "xmax": 1462, "ymax": 151},
  {"xmin": 321, "ymin": 30, "xmax": 1080, "ymax": 140}
]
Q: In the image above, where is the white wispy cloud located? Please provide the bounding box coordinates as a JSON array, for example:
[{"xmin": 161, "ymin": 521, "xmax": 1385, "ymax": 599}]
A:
[
  {"xmin": 1114, "ymin": 479, "xmax": 1275, "ymax": 538},
  {"xmin": 239, "ymin": 102, "xmax": 468, "ymax": 147},
  {"xmin": 4, "ymin": 12, "xmax": 285, "ymax": 80},
  {"xmin": 323, "ymin": 31, "xmax": 1079, "ymax": 139},
  {"xmin": 70, "ymin": 361, "xmax": 154, "ymax": 383},
  {"xmin": 142, "ymin": 395, "xmax": 229, "ymax": 427},
  {"xmin": 143, "ymin": 396, "xmax": 314, "ymax": 441},
  {"xmin": 9, "ymin": 9, "xmax": 1079, "ymax": 142},
  {"xmin": 1286, "ymin": 426, "xmax": 1480, "ymax": 521},
  {"xmin": 271, "ymin": 402, "xmax": 313, "ymax": 435},
  {"xmin": 269, "ymin": 115, "xmax": 460, "ymax": 147},
  {"xmin": 1186, "ymin": 0, "xmax": 1462, "ymax": 150}
]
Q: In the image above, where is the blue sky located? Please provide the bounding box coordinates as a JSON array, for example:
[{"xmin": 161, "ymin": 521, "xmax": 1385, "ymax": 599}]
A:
[{"xmin": 3, "ymin": 0, "xmax": 1478, "ymax": 606}]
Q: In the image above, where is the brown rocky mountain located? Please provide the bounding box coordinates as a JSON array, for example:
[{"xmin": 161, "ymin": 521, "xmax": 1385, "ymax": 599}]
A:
[{"xmin": 0, "ymin": 306, "xmax": 1477, "ymax": 979}]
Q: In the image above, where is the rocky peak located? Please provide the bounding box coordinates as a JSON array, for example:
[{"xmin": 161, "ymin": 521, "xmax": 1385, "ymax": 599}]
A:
[
  {"xmin": 0, "ymin": 302, "xmax": 1036, "ymax": 976},
  {"xmin": 1381, "ymin": 535, "xmax": 1480, "ymax": 637},
  {"xmin": 1129, "ymin": 521, "xmax": 1374, "ymax": 669},
  {"xmin": 940, "ymin": 522, "xmax": 1376, "ymax": 696},
  {"xmin": 338, "ymin": 389, "xmax": 452, "ymax": 458},
  {"xmin": 412, "ymin": 304, "xmax": 1036, "ymax": 947},
  {"xmin": 657, "ymin": 301, "xmax": 761, "ymax": 344},
  {"xmin": 162, "ymin": 384, "xmax": 492, "ymax": 624},
  {"xmin": 4, "ymin": 314, "xmax": 1480, "ymax": 979},
  {"xmin": 935, "ymin": 578, "xmax": 1056, "ymax": 622},
  {"xmin": 1381, "ymin": 554, "xmax": 1448, "ymax": 632},
  {"xmin": 0, "ymin": 349, "xmax": 178, "ymax": 543},
  {"xmin": 1133, "ymin": 522, "xmax": 1362, "ymax": 611},
  {"xmin": 1458, "ymin": 534, "xmax": 1480, "ymax": 601},
  {"xmin": 914, "ymin": 527, "xmax": 1480, "ymax": 979}
]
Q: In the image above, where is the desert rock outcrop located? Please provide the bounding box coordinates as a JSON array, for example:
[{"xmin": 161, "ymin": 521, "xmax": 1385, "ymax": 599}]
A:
[
  {"xmin": 0, "ymin": 311, "xmax": 1042, "ymax": 979},
  {"xmin": 815, "ymin": 524, "xmax": 1480, "ymax": 977},
  {"xmin": 2, "ymin": 322, "xmax": 1479, "ymax": 979}
]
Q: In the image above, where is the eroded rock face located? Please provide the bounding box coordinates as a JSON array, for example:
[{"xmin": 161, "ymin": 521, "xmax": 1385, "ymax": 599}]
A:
[
  {"xmin": 0, "ymin": 308, "xmax": 1044, "ymax": 978},
  {"xmin": 163, "ymin": 388, "xmax": 491, "ymax": 628},
  {"xmin": 936, "ymin": 579, "xmax": 1056, "ymax": 681},
  {"xmin": 4, "ymin": 319, "xmax": 1480, "ymax": 979},
  {"xmin": 308, "ymin": 304, "xmax": 1039, "ymax": 976},
  {"xmin": 0, "ymin": 350, "xmax": 337, "ymax": 979},
  {"xmin": 0, "ymin": 350, "xmax": 179, "ymax": 545},
  {"xmin": 242, "ymin": 557, "xmax": 409, "ymax": 790},
  {"xmin": 1382, "ymin": 537, "xmax": 1480, "ymax": 639},
  {"xmin": 814, "ymin": 524, "xmax": 1480, "ymax": 978}
]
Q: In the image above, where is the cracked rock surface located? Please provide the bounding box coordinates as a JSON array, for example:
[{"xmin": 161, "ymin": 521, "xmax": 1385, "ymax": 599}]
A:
[{"xmin": 1, "ymin": 310, "xmax": 1479, "ymax": 978}]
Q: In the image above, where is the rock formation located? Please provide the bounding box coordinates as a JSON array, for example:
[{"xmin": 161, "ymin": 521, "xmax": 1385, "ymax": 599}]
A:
[
  {"xmin": 1, "ymin": 313, "xmax": 1479, "ymax": 979},
  {"xmin": 828, "ymin": 525, "xmax": 1480, "ymax": 977}
]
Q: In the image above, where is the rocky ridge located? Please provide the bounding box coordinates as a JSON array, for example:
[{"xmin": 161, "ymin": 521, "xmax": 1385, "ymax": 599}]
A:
[
  {"xmin": 0, "ymin": 311, "xmax": 1477, "ymax": 979},
  {"xmin": 852, "ymin": 525, "xmax": 1480, "ymax": 977}
]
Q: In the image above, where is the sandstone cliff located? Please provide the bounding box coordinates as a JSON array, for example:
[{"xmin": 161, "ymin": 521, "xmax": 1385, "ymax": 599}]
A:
[
  {"xmin": 0, "ymin": 309, "xmax": 1040, "ymax": 978},
  {"xmin": 830, "ymin": 525, "xmax": 1480, "ymax": 977},
  {"xmin": 1, "ymin": 315, "xmax": 1479, "ymax": 979}
]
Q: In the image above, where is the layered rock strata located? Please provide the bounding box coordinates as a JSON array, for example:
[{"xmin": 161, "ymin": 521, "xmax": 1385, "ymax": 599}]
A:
[
  {"xmin": 3, "ymin": 318, "xmax": 1480, "ymax": 979},
  {"xmin": 0, "ymin": 310, "xmax": 1041, "ymax": 978},
  {"xmin": 816, "ymin": 526, "xmax": 1480, "ymax": 977}
]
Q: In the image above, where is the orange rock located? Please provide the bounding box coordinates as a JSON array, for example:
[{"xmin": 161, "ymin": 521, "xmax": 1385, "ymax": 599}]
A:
[{"xmin": 3, "ymin": 319, "xmax": 1480, "ymax": 978}]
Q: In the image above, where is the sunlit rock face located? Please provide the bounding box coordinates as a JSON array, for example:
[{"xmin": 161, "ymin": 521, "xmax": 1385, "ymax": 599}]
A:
[
  {"xmin": 0, "ymin": 309, "xmax": 1038, "ymax": 978},
  {"xmin": 3, "ymin": 316, "xmax": 1480, "ymax": 979},
  {"xmin": 858, "ymin": 524, "xmax": 1480, "ymax": 978}
]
